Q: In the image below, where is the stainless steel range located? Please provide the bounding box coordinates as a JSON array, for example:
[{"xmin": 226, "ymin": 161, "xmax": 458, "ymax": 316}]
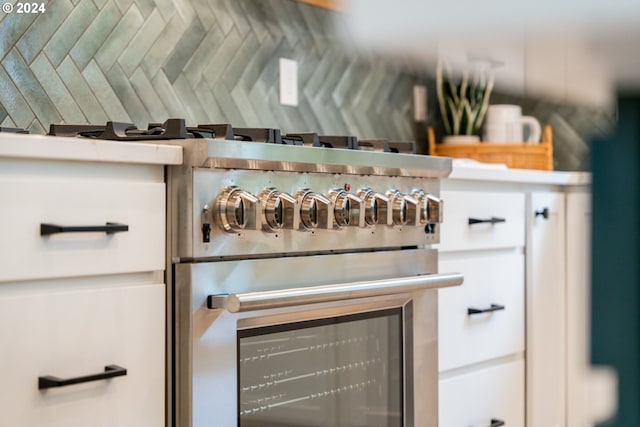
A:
[{"xmin": 46, "ymin": 119, "xmax": 463, "ymax": 427}]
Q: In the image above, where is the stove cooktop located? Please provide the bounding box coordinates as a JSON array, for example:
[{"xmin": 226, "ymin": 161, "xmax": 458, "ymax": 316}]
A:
[{"xmin": 1, "ymin": 118, "xmax": 417, "ymax": 154}]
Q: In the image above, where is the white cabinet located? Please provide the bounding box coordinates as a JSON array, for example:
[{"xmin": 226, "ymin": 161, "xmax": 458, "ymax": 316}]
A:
[
  {"xmin": 527, "ymin": 192, "xmax": 567, "ymax": 427},
  {"xmin": 439, "ymin": 252, "xmax": 524, "ymax": 371},
  {"xmin": 437, "ymin": 34, "xmax": 613, "ymax": 109},
  {"xmin": 524, "ymin": 35, "xmax": 613, "ymax": 109},
  {"xmin": 439, "ymin": 360, "xmax": 525, "ymax": 427},
  {"xmin": 565, "ymin": 36, "xmax": 614, "ymax": 110},
  {"xmin": 438, "ymin": 38, "xmax": 526, "ymax": 95},
  {"xmin": 430, "ymin": 33, "xmax": 612, "ymax": 109},
  {"xmin": 0, "ymin": 137, "xmax": 181, "ymax": 427},
  {"xmin": 438, "ymin": 168, "xmax": 592, "ymax": 427},
  {"xmin": 0, "ymin": 283, "xmax": 165, "ymax": 427},
  {"xmin": 524, "ymin": 37, "xmax": 567, "ymax": 102},
  {"xmin": 438, "ymin": 191, "xmax": 525, "ymax": 252},
  {"xmin": 0, "ymin": 170, "xmax": 166, "ymax": 282},
  {"xmin": 437, "ymin": 189, "xmax": 526, "ymax": 425},
  {"xmin": 566, "ymin": 192, "xmax": 595, "ymax": 427}
]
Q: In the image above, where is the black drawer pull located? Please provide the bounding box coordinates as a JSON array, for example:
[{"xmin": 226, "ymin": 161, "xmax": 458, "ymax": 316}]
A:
[
  {"xmin": 468, "ymin": 217, "xmax": 506, "ymax": 225},
  {"xmin": 39, "ymin": 364, "xmax": 127, "ymax": 389},
  {"xmin": 535, "ymin": 207, "xmax": 549, "ymax": 219},
  {"xmin": 40, "ymin": 222, "xmax": 129, "ymax": 236},
  {"xmin": 467, "ymin": 304, "xmax": 506, "ymax": 315},
  {"xmin": 472, "ymin": 419, "xmax": 506, "ymax": 427}
]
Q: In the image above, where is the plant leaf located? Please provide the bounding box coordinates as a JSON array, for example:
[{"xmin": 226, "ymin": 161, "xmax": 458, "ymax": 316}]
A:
[
  {"xmin": 475, "ymin": 71, "xmax": 495, "ymax": 127},
  {"xmin": 436, "ymin": 63, "xmax": 452, "ymax": 135},
  {"xmin": 446, "ymin": 96, "xmax": 464, "ymax": 135},
  {"xmin": 463, "ymin": 100, "xmax": 478, "ymax": 134}
]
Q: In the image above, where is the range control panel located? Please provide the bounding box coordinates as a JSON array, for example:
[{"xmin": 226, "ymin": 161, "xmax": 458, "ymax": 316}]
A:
[{"xmin": 188, "ymin": 169, "xmax": 443, "ymax": 259}]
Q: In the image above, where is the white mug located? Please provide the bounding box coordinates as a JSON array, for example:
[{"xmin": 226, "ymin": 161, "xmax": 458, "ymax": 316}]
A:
[{"xmin": 483, "ymin": 105, "xmax": 541, "ymax": 143}]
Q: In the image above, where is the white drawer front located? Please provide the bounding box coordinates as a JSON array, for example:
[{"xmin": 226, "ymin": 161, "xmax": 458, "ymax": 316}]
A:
[
  {"xmin": 0, "ymin": 283, "xmax": 164, "ymax": 427},
  {"xmin": 0, "ymin": 176, "xmax": 165, "ymax": 282},
  {"xmin": 438, "ymin": 191, "xmax": 525, "ymax": 252},
  {"xmin": 439, "ymin": 251, "xmax": 524, "ymax": 371},
  {"xmin": 439, "ymin": 359, "xmax": 525, "ymax": 427}
]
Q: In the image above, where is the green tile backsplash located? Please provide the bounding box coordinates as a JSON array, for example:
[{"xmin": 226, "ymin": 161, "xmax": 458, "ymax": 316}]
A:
[
  {"xmin": 0, "ymin": 0, "xmax": 613, "ymax": 170},
  {"xmin": 0, "ymin": 0, "xmax": 418, "ymax": 138}
]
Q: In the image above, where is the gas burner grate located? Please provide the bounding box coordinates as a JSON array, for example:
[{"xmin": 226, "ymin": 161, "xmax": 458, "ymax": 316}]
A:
[
  {"xmin": 318, "ymin": 135, "xmax": 358, "ymax": 149},
  {"xmin": 358, "ymin": 139, "xmax": 389, "ymax": 152},
  {"xmin": 387, "ymin": 140, "xmax": 416, "ymax": 154},
  {"xmin": 48, "ymin": 119, "xmax": 188, "ymax": 140},
  {"xmin": 283, "ymin": 132, "xmax": 317, "ymax": 146},
  {"xmin": 43, "ymin": 118, "xmax": 417, "ymax": 154},
  {"xmin": 359, "ymin": 139, "xmax": 416, "ymax": 154},
  {"xmin": 0, "ymin": 127, "xmax": 29, "ymax": 134},
  {"xmin": 233, "ymin": 128, "xmax": 282, "ymax": 144},
  {"xmin": 194, "ymin": 124, "xmax": 234, "ymax": 140},
  {"xmin": 48, "ymin": 124, "xmax": 107, "ymax": 137},
  {"xmin": 47, "ymin": 119, "xmax": 235, "ymax": 141}
]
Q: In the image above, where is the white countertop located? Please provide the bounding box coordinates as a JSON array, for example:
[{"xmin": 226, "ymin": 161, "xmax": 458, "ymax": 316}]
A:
[
  {"xmin": 0, "ymin": 134, "xmax": 590, "ymax": 186},
  {"xmin": 0, "ymin": 133, "xmax": 183, "ymax": 165},
  {"xmin": 447, "ymin": 160, "xmax": 591, "ymax": 186}
]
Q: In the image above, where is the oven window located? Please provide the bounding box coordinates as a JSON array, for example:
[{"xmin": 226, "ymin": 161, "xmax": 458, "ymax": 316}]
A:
[{"xmin": 238, "ymin": 308, "xmax": 403, "ymax": 427}]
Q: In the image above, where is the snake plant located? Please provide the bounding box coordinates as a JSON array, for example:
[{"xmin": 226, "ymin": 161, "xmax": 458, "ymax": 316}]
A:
[{"xmin": 436, "ymin": 61, "xmax": 494, "ymax": 136}]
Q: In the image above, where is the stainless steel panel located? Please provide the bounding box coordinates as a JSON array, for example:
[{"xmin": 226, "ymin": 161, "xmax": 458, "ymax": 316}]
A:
[
  {"xmin": 174, "ymin": 248, "xmax": 440, "ymax": 427},
  {"xmin": 179, "ymin": 169, "xmax": 441, "ymax": 259},
  {"xmin": 203, "ymin": 139, "xmax": 452, "ymax": 178}
]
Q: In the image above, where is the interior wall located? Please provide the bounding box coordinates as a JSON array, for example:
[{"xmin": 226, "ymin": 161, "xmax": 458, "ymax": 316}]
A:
[{"xmin": 0, "ymin": 0, "xmax": 613, "ymax": 170}]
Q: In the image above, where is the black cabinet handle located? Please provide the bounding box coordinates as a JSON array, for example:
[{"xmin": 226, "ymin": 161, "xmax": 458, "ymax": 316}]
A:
[
  {"xmin": 38, "ymin": 365, "xmax": 127, "ymax": 390},
  {"xmin": 468, "ymin": 217, "xmax": 506, "ymax": 225},
  {"xmin": 467, "ymin": 304, "xmax": 506, "ymax": 315},
  {"xmin": 535, "ymin": 207, "xmax": 549, "ymax": 219},
  {"xmin": 472, "ymin": 419, "xmax": 506, "ymax": 427},
  {"xmin": 40, "ymin": 222, "xmax": 129, "ymax": 236}
]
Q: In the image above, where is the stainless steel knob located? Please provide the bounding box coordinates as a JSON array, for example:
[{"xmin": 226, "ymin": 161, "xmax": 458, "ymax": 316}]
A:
[
  {"xmin": 259, "ymin": 188, "xmax": 299, "ymax": 232},
  {"xmin": 426, "ymin": 194, "xmax": 443, "ymax": 224},
  {"xmin": 412, "ymin": 189, "xmax": 443, "ymax": 224},
  {"xmin": 357, "ymin": 188, "xmax": 391, "ymax": 226},
  {"xmin": 328, "ymin": 189, "xmax": 365, "ymax": 228},
  {"xmin": 295, "ymin": 189, "xmax": 334, "ymax": 230},
  {"xmin": 214, "ymin": 186, "xmax": 259, "ymax": 232},
  {"xmin": 386, "ymin": 190, "xmax": 419, "ymax": 227}
]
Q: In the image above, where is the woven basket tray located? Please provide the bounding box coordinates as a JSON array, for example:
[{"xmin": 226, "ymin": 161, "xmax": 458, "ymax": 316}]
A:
[{"xmin": 427, "ymin": 126, "xmax": 554, "ymax": 171}]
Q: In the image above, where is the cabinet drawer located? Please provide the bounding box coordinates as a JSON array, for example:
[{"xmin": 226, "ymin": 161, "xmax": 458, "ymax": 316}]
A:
[
  {"xmin": 439, "ymin": 191, "xmax": 525, "ymax": 252},
  {"xmin": 439, "ymin": 359, "xmax": 525, "ymax": 427},
  {"xmin": 0, "ymin": 282, "xmax": 165, "ymax": 427},
  {"xmin": 439, "ymin": 251, "xmax": 524, "ymax": 371},
  {"xmin": 0, "ymin": 175, "xmax": 165, "ymax": 282}
]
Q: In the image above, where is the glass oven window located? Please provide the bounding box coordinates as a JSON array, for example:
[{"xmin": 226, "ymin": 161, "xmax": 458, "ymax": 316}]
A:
[{"xmin": 238, "ymin": 308, "xmax": 403, "ymax": 427}]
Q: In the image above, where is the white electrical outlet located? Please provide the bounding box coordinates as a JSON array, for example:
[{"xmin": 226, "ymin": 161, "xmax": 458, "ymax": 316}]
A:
[
  {"xmin": 279, "ymin": 58, "xmax": 298, "ymax": 107},
  {"xmin": 413, "ymin": 85, "xmax": 427, "ymax": 122}
]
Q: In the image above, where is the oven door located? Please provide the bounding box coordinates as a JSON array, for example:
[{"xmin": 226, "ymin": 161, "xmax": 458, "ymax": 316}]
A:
[{"xmin": 173, "ymin": 248, "xmax": 462, "ymax": 427}]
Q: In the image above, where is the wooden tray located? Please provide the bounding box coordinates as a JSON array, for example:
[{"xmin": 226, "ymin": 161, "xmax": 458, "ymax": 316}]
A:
[{"xmin": 427, "ymin": 126, "xmax": 554, "ymax": 171}]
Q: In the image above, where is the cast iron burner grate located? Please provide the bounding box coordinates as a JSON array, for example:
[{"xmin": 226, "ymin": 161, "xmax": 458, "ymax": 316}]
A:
[
  {"xmin": 283, "ymin": 132, "xmax": 317, "ymax": 146},
  {"xmin": 44, "ymin": 119, "xmax": 416, "ymax": 153},
  {"xmin": 0, "ymin": 127, "xmax": 29, "ymax": 134},
  {"xmin": 233, "ymin": 128, "xmax": 282, "ymax": 144},
  {"xmin": 48, "ymin": 119, "xmax": 235, "ymax": 140},
  {"xmin": 359, "ymin": 138, "xmax": 416, "ymax": 154},
  {"xmin": 284, "ymin": 133, "xmax": 357, "ymax": 149}
]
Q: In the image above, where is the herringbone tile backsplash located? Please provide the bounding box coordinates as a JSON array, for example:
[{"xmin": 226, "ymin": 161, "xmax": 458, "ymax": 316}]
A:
[{"xmin": 0, "ymin": 0, "xmax": 613, "ymax": 170}]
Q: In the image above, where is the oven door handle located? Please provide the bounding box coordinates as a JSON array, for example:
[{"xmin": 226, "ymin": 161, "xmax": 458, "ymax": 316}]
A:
[{"xmin": 207, "ymin": 272, "xmax": 463, "ymax": 313}]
